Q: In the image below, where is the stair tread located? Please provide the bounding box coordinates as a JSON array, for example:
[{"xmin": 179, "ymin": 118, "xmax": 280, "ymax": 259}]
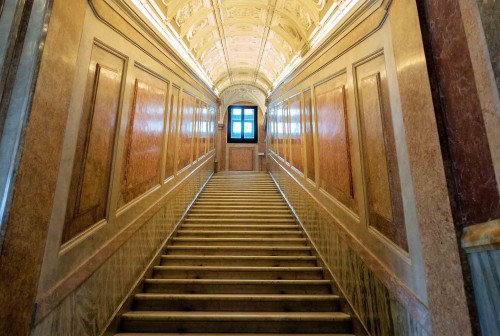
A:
[
  {"xmin": 161, "ymin": 255, "xmax": 316, "ymax": 260},
  {"xmin": 153, "ymin": 266, "xmax": 322, "ymax": 271},
  {"xmin": 116, "ymin": 334, "xmax": 354, "ymax": 336},
  {"xmin": 144, "ymin": 279, "xmax": 330, "ymax": 284},
  {"xmin": 121, "ymin": 311, "xmax": 351, "ymax": 321},
  {"xmin": 134, "ymin": 294, "xmax": 339, "ymax": 300}
]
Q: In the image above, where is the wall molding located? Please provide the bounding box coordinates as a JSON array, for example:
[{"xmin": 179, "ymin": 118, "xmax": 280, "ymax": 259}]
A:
[
  {"xmin": 34, "ymin": 154, "xmax": 214, "ymax": 323},
  {"xmin": 269, "ymin": 154, "xmax": 431, "ymax": 332},
  {"xmin": 462, "ymin": 219, "xmax": 500, "ymax": 253}
]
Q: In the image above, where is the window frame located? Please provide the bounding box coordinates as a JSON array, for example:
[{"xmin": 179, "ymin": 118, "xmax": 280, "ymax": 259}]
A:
[{"xmin": 227, "ymin": 105, "xmax": 258, "ymax": 144}]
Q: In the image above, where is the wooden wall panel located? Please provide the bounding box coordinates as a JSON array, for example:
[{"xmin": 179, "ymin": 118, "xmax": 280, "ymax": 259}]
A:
[
  {"xmin": 178, "ymin": 91, "xmax": 195, "ymax": 170},
  {"xmin": 200, "ymin": 102, "xmax": 208, "ymax": 156},
  {"xmin": 303, "ymin": 89, "xmax": 315, "ymax": 181},
  {"xmin": 315, "ymin": 76, "xmax": 354, "ymax": 209},
  {"xmin": 63, "ymin": 44, "xmax": 124, "ymax": 243},
  {"xmin": 289, "ymin": 94, "xmax": 303, "ymax": 173},
  {"xmin": 356, "ymin": 54, "xmax": 407, "ymax": 251},
  {"xmin": 120, "ymin": 66, "xmax": 167, "ymax": 205},
  {"xmin": 229, "ymin": 147, "xmax": 255, "ymax": 171},
  {"xmin": 164, "ymin": 85, "xmax": 179, "ymax": 179}
]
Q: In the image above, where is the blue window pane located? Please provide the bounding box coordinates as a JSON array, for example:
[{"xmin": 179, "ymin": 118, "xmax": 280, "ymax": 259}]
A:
[
  {"xmin": 244, "ymin": 121, "xmax": 254, "ymax": 139},
  {"xmin": 244, "ymin": 109, "xmax": 254, "ymax": 121},
  {"xmin": 232, "ymin": 108, "xmax": 242, "ymax": 120},
  {"xmin": 231, "ymin": 121, "xmax": 242, "ymax": 138}
]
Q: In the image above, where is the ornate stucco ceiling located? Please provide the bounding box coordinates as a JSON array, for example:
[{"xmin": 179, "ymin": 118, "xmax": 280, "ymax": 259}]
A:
[{"xmin": 131, "ymin": 0, "xmax": 358, "ymax": 95}]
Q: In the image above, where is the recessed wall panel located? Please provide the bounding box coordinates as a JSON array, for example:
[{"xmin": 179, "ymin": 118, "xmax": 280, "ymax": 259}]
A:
[
  {"xmin": 315, "ymin": 76, "xmax": 354, "ymax": 210},
  {"xmin": 303, "ymin": 89, "xmax": 315, "ymax": 181},
  {"xmin": 164, "ymin": 85, "xmax": 179, "ymax": 179},
  {"xmin": 120, "ymin": 66, "xmax": 167, "ymax": 205},
  {"xmin": 289, "ymin": 94, "xmax": 303, "ymax": 173},
  {"xmin": 178, "ymin": 91, "xmax": 195, "ymax": 170},
  {"xmin": 63, "ymin": 44, "xmax": 124, "ymax": 243},
  {"xmin": 356, "ymin": 54, "xmax": 407, "ymax": 251}
]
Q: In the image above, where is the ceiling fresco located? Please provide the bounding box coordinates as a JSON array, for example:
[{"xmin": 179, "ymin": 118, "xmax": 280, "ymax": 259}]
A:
[{"xmin": 130, "ymin": 0, "xmax": 359, "ymax": 95}]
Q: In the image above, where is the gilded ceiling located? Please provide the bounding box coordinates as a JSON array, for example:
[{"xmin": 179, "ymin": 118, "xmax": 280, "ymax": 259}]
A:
[{"xmin": 132, "ymin": 0, "xmax": 357, "ymax": 95}]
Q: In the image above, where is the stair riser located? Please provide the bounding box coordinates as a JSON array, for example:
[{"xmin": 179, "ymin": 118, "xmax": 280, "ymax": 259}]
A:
[
  {"xmin": 152, "ymin": 269, "xmax": 324, "ymax": 280},
  {"xmin": 171, "ymin": 240, "xmax": 307, "ymax": 247},
  {"xmin": 144, "ymin": 283, "xmax": 332, "ymax": 295},
  {"xmin": 119, "ymin": 319, "xmax": 352, "ymax": 333},
  {"xmin": 180, "ymin": 225, "xmax": 300, "ymax": 231},
  {"xmin": 164, "ymin": 248, "xmax": 312, "ymax": 256},
  {"xmin": 176, "ymin": 232, "xmax": 303, "ymax": 238},
  {"xmin": 160, "ymin": 259, "xmax": 317, "ymax": 267},
  {"xmin": 183, "ymin": 220, "xmax": 297, "ymax": 224},
  {"xmin": 132, "ymin": 298, "xmax": 340, "ymax": 312}
]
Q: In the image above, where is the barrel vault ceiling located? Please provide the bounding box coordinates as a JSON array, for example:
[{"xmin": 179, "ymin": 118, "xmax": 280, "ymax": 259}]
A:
[{"xmin": 130, "ymin": 0, "xmax": 357, "ymax": 95}]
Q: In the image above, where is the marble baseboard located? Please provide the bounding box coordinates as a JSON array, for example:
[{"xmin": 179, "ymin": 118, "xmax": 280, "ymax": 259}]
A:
[
  {"xmin": 31, "ymin": 166, "xmax": 212, "ymax": 336},
  {"xmin": 269, "ymin": 160, "xmax": 429, "ymax": 336}
]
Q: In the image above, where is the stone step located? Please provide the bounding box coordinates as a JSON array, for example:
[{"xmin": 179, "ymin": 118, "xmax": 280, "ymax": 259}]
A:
[
  {"xmin": 185, "ymin": 214, "xmax": 295, "ymax": 220},
  {"xmin": 132, "ymin": 294, "xmax": 340, "ymax": 312},
  {"xmin": 180, "ymin": 224, "xmax": 300, "ymax": 231},
  {"xmin": 152, "ymin": 266, "xmax": 324, "ymax": 280},
  {"xmin": 176, "ymin": 230, "xmax": 303, "ymax": 238},
  {"xmin": 171, "ymin": 237, "xmax": 307, "ymax": 246},
  {"xmin": 159, "ymin": 255, "xmax": 317, "ymax": 267},
  {"xmin": 183, "ymin": 218, "xmax": 297, "ymax": 224},
  {"xmin": 190, "ymin": 205, "xmax": 290, "ymax": 210},
  {"xmin": 116, "ymin": 333, "xmax": 354, "ymax": 336},
  {"xmin": 119, "ymin": 311, "xmax": 352, "ymax": 333},
  {"xmin": 189, "ymin": 209, "xmax": 291, "ymax": 213},
  {"xmin": 164, "ymin": 246, "xmax": 313, "ymax": 256},
  {"xmin": 143, "ymin": 279, "xmax": 332, "ymax": 295}
]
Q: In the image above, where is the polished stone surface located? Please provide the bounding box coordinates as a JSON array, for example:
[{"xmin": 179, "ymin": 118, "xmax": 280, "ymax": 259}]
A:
[
  {"xmin": 120, "ymin": 67, "xmax": 167, "ymax": 206},
  {"xmin": 32, "ymin": 166, "xmax": 213, "ymax": 336},
  {"xmin": 63, "ymin": 43, "xmax": 125, "ymax": 242},
  {"xmin": 270, "ymin": 162, "xmax": 429, "ymax": 336},
  {"xmin": 0, "ymin": 0, "xmax": 88, "ymax": 333}
]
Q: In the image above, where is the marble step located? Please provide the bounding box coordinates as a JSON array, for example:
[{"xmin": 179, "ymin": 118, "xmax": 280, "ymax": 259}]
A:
[
  {"xmin": 183, "ymin": 218, "xmax": 297, "ymax": 224},
  {"xmin": 185, "ymin": 214, "xmax": 295, "ymax": 220},
  {"xmin": 176, "ymin": 230, "xmax": 302, "ymax": 238},
  {"xmin": 189, "ymin": 209, "xmax": 291, "ymax": 213},
  {"xmin": 152, "ymin": 266, "xmax": 324, "ymax": 280},
  {"xmin": 119, "ymin": 311, "xmax": 352, "ymax": 333},
  {"xmin": 171, "ymin": 237, "xmax": 307, "ymax": 246},
  {"xmin": 116, "ymin": 333, "xmax": 354, "ymax": 336},
  {"xmin": 194, "ymin": 201, "xmax": 287, "ymax": 206},
  {"xmin": 132, "ymin": 294, "xmax": 340, "ymax": 312},
  {"xmin": 143, "ymin": 279, "xmax": 332, "ymax": 295},
  {"xmin": 190, "ymin": 205, "xmax": 290, "ymax": 210},
  {"xmin": 159, "ymin": 255, "xmax": 317, "ymax": 267},
  {"xmin": 164, "ymin": 245, "xmax": 313, "ymax": 256},
  {"xmin": 180, "ymin": 224, "xmax": 300, "ymax": 231}
]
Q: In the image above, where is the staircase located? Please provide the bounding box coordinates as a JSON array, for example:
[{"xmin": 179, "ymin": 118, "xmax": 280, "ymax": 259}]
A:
[{"xmin": 115, "ymin": 172, "xmax": 354, "ymax": 335}]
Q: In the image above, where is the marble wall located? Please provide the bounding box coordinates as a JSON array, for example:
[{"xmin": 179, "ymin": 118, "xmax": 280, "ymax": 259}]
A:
[
  {"xmin": 267, "ymin": 0, "xmax": 472, "ymax": 334},
  {"xmin": 218, "ymin": 103, "xmax": 267, "ymax": 172},
  {"xmin": 0, "ymin": 0, "xmax": 217, "ymax": 334},
  {"xmin": 32, "ymin": 164, "xmax": 213, "ymax": 336},
  {"xmin": 269, "ymin": 162, "xmax": 429, "ymax": 336}
]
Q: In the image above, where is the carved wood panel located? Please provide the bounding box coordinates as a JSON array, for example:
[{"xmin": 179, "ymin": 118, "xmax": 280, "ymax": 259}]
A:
[
  {"xmin": 120, "ymin": 66, "xmax": 167, "ymax": 206},
  {"xmin": 63, "ymin": 43, "xmax": 125, "ymax": 243}
]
